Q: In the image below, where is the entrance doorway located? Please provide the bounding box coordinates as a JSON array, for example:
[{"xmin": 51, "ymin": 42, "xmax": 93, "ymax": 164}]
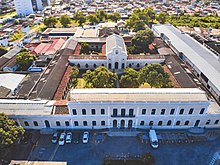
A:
[
  {"xmin": 120, "ymin": 120, "xmax": 125, "ymax": 129},
  {"xmin": 115, "ymin": 62, "xmax": 118, "ymax": 69},
  {"xmin": 45, "ymin": 120, "xmax": 50, "ymax": 128},
  {"xmin": 128, "ymin": 120, "xmax": 133, "ymax": 128},
  {"xmin": 113, "ymin": 120, "xmax": 117, "ymax": 128}
]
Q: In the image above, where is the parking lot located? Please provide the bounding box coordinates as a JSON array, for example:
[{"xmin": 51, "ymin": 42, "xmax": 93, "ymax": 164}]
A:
[{"xmin": 4, "ymin": 130, "xmax": 220, "ymax": 165}]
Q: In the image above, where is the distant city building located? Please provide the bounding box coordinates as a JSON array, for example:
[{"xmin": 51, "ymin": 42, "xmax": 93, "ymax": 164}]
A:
[{"xmin": 14, "ymin": 0, "xmax": 50, "ymax": 16}]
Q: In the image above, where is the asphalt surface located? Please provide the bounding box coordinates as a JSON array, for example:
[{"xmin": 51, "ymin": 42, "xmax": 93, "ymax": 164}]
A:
[{"xmin": 5, "ymin": 130, "xmax": 220, "ymax": 165}]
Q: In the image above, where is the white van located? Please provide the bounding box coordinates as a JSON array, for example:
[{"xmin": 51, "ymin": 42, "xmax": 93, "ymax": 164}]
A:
[{"xmin": 149, "ymin": 130, "xmax": 159, "ymax": 148}]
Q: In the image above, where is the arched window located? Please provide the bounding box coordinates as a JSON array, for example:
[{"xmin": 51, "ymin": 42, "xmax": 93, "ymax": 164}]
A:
[
  {"xmin": 115, "ymin": 50, "xmax": 119, "ymax": 54},
  {"xmin": 77, "ymin": 64, "xmax": 80, "ymax": 68},
  {"xmin": 93, "ymin": 64, "xmax": 97, "ymax": 68},
  {"xmin": 85, "ymin": 64, "xmax": 89, "ymax": 68},
  {"xmin": 24, "ymin": 121, "xmax": 29, "ymax": 126}
]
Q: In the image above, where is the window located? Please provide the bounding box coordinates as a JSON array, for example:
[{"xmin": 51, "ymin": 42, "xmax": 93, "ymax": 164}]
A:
[
  {"xmin": 93, "ymin": 64, "xmax": 97, "ymax": 68},
  {"xmin": 82, "ymin": 109, "xmax": 86, "ymax": 115},
  {"xmin": 92, "ymin": 121, "xmax": 96, "ymax": 126},
  {"xmin": 179, "ymin": 109, "xmax": 184, "ymax": 115},
  {"xmin": 137, "ymin": 63, "xmax": 140, "ymax": 68},
  {"xmin": 101, "ymin": 109, "xmax": 105, "ymax": 115},
  {"xmin": 200, "ymin": 108, "xmax": 205, "ymax": 114},
  {"xmin": 184, "ymin": 121, "xmax": 189, "ymax": 125},
  {"xmin": 158, "ymin": 121, "xmax": 163, "ymax": 126},
  {"xmin": 176, "ymin": 121, "xmax": 180, "ymax": 126},
  {"xmin": 65, "ymin": 121, "xmax": 70, "ymax": 126},
  {"xmin": 33, "ymin": 121, "xmax": 38, "ymax": 126},
  {"xmin": 83, "ymin": 121, "xmax": 87, "ymax": 126},
  {"xmin": 167, "ymin": 120, "xmax": 172, "ymax": 126},
  {"xmin": 113, "ymin": 108, "xmax": 117, "ymax": 116},
  {"xmin": 77, "ymin": 64, "xmax": 80, "ymax": 68},
  {"xmin": 161, "ymin": 109, "xmax": 165, "ymax": 115},
  {"xmin": 91, "ymin": 109, "xmax": 96, "ymax": 115},
  {"xmin": 140, "ymin": 121, "xmax": 144, "ymax": 126},
  {"xmin": 85, "ymin": 64, "xmax": 89, "ymax": 68},
  {"xmin": 170, "ymin": 108, "xmax": 175, "ymax": 115},
  {"xmin": 74, "ymin": 121, "xmax": 78, "ymax": 126},
  {"xmin": 129, "ymin": 109, "xmax": 134, "ymax": 116},
  {"xmin": 149, "ymin": 121, "xmax": 153, "ymax": 126},
  {"xmin": 215, "ymin": 120, "xmax": 219, "ymax": 124},
  {"xmin": 206, "ymin": 120, "xmax": 210, "ymax": 125},
  {"xmin": 142, "ymin": 109, "xmax": 146, "ymax": 115},
  {"xmin": 189, "ymin": 108, "xmax": 194, "ymax": 114},
  {"xmin": 151, "ymin": 109, "xmax": 156, "ymax": 115},
  {"xmin": 101, "ymin": 121, "xmax": 105, "ymax": 126},
  {"xmin": 121, "ymin": 109, "xmax": 125, "ymax": 116},
  {"xmin": 115, "ymin": 50, "xmax": 118, "ymax": 54},
  {"xmin": 56, "ymin": 121, "xmax": 61, "ymax": 126},
  {"xmin": 24, "ymin": 121, "xmax": 29, "ymax": 126},
  {"xmin": 72, "ymin": 109, "xmax": 77, "ymax": 115}
]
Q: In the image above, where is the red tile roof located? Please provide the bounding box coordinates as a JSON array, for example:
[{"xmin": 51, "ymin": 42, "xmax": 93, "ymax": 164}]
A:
[{"xmin": 53, "ymin": 65, "xmax": 72, "ymax": 100}]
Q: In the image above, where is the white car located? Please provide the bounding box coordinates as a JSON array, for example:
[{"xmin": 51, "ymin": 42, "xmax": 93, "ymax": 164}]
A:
[
  {"xmin": 66, "ymin": 132, "xmax": 72, "ymax": 144},
  {"xmin": 59, "ymin": 132, "xmax": 66, "ymax": 146},
  {"xmin": 82, "ymin": 132, "xmax": 89, "ymax": 144},
  {"xmin": 51, "ymin": 132, "xmax": 59, "ymax": 144}
]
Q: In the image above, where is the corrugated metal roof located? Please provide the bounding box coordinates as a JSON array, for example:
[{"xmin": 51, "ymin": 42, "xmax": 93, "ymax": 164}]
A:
[
  {"xmin": 70, "ymin": 88, "xmax": 208, "ymax": 102},
  {"xmin": 153, "ymin": 24, "xmax": 220, "ymax": 92}
]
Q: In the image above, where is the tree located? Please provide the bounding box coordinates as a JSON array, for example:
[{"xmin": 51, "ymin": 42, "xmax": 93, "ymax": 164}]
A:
[
  {"xmin": 0, "ymin": 46, "xmax": 8, "ymax": 56},
  {"xmin": 108, "ymin": 12, "xmax": 121, "ymax": 22},
  {"xmin": 156, "ymin": 12, "xmax": 167, "ymax": 24},
  {"xmin": 60, "ymin": 14, "xmax": 71, "ymax": 27},
  {"xmin": 143, "ymin": 152, "xmax": 155, "ymax": 165},
  {"xmin": 95, "ymin": 10, "xmax": 107, "ymax": 22},
  {"xmin": 80, "ymin": 42, "xmax": 90, "ymax": 54},
  {"xmin": 144, "ymin": 7, "xmax": 156, "ymax": 24},
  {"xmin": 130, "ymin": 29, "xmax": 154, "ymax": 53},
  {"xmin": 70, "ymin": 66, "xmax": 79, "ymax": 88},
  {"xmin": 0, "ymin": 113, "xmax": 25, "ymax": 148},
  {"xmin": 87, "ymin": 14, "xmax": 99, "ymax": 25},
  {"xmin": 83, "ymin": 66, "xmax": 118, "ymax": 88},
  {"xmin": 120, "ymin": 68, "xmax": 140, "ymax": 88},
  {"xmin": 139, "ymin": 64, "xmax": 173, "ymax": 88},
  {"xmin": 16, "ymin": 52, "xmax": 36, "ymax": 69},
  {"xmin": 73, "ymin": 11, "xmax": 86, "ymax": 26},
  {"xmin": 43, "ymin": 16, "xmax": 57, "ymax": 28}
]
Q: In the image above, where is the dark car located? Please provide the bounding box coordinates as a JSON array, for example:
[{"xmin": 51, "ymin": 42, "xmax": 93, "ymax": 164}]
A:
[{"xmin": 73, "ymin": 135, "xmax": 79, "ymax": 144}]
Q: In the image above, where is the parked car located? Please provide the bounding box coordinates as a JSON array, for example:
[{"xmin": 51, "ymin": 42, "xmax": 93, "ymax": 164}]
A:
[
  {"xmin": 66, "ymin": 132, "xmax": 72, "ymax": 144},
  {"xmin": 59, "ymin": 132, "xmax": 66, "ymax": 145},
  {"xmin": 82, "ymin": 132, "xmax": 89, "ymax": 144},
  {"xmin": 73, "ymin": 135, "xmax": 79, "ymax": 144},
  {"xmin": 52, "ymin": 132, "xmax": 59, "ymax": 144}
]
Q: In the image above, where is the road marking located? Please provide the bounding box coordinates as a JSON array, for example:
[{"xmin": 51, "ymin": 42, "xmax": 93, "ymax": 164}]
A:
[{"xmin": 49, "ymin": 144, "xmax": 59, "ymax": 161}]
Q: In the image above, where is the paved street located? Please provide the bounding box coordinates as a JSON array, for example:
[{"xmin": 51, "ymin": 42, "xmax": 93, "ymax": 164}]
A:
[{"xmin": 5, "ymin": 130, "xmax": 218, "ymax": 165}]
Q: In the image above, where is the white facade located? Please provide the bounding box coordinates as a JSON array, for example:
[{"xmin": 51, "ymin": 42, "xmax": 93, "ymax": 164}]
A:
[
  {"xmin": 14, "ymin": 0, "xmax": 34, "ymax": 16},
  {"xmin": 68, "ymin": 34, "xmax": 165, "ymax": 70},
  {"xmin": 2, "ymin": 88, "xmax": 220, "ymax": 130}
]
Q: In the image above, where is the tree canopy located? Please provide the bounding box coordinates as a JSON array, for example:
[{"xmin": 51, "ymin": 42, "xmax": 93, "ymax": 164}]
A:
[
  {"xmin": 80, "ymin": 42, "xmax": 90, "ymax": 54},
  {"xmin": 16, "ymin": 51, "xmax": 36, "ymax": 69},
  {"xmin": 83, "ymin": 66, "xmax": 118, "ymax": 88},
  {"xmin": 87, "ymin": 14, "xmax": 99, "ymax": 25},
  {"xmin": 60, "ymin": 14, "xmax": 71, "ymax": 27},
  {"xmin": 120, "ymin": 68, "xmax": 140, "ymax": 88},
  {"xmin": 95, "ymin": 10, "xmax": 107, "ymax": 22},
  {"xmin": 73, "ymin": 11, "xmax": 86, "ymax": 26},
  {"xmin": 44, "ymin": 16, "xmax": 57, "ymax": 28},
  {"xmin": 156, "ymin": 12, "xmax": 167, "ymax": 24},
  {"xmin": 129, "ymin": 29, "xmax": 154, "ymax": 54},
  {"xmin": 108, "ymin": 12, "xmax": 121, "ymax": 22},
  {"xmin": 70, "ymin": 66, "xmax": 79, "ymax": 88},
  {"xmin": 0, "ymin": 113, "xmax": 25, "ymax": 147},
  {"xmin": 139, "ymin": 64, "xmax": 172, "ymax": 88}
]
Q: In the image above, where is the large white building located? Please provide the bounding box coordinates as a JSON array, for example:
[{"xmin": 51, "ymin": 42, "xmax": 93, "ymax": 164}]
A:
[
  {"xmin": 2, "ymin": 88, "xmax": 220, "ymax": 130},
  {"xmin": 152, "ymin": 24, "xmax": 220, "ymax": 103},
  {"xmin": 68, "ymin": 34, "xmax": 165, "ymax": 70},
  {"xmin": 14, "ymin": 0, "xmax": 50, "ymax": 16}
]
